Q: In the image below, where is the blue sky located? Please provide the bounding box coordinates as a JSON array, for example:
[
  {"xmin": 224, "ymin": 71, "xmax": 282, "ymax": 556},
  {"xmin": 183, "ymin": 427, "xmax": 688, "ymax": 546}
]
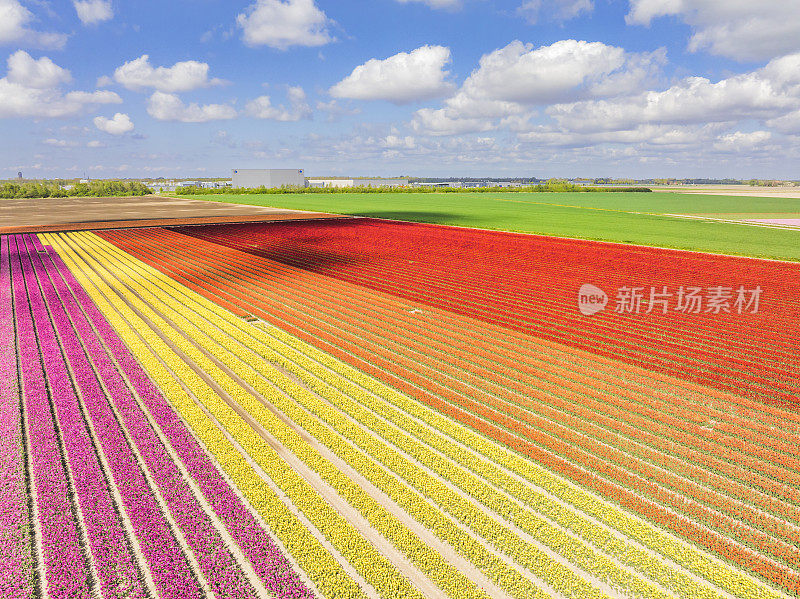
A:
[{"xmin": 1, "ymin": 0, "xmax": 799, "ymax": 179}]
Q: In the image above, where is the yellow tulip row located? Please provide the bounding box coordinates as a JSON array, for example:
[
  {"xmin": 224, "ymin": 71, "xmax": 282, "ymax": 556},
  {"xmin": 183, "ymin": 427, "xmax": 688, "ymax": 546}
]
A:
[
  {"xmin": 77, "ymin": 233, "xmax": 657, "ymax": 599},
  {"xmin": 66, "ymin": 231, "xmax": 535, "ymax": 599},
  {"xmin": 111, "ymin": 238, "xmax": 785, "ymax": 599},
  {"xmin": 232, "ymin": 324, "xmax": 715, "ymax": 599},
  {"xmin": 93, "ymin": 243, "xmax": 653, "ymax": 599},
  {"xmin": 43, "ymin": 232, "xmax": 398, "ymax": 599},
  {"xmin": 256, "ymin": 323, "xmax": 785, "ymax": 599},
  {"xmin": 87, "ymin": 233, "xmax": 784, "ymax": 599},
  {"xmin": 56, "ymin": 231, "xmax": 785, "ymax": 599}
]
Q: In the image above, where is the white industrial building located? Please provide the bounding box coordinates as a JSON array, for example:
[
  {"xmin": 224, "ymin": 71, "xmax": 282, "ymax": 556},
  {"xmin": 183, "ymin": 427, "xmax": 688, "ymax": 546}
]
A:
[
  {"xmin": 307, "ymin": 178, "xmax": 408, "ymax": 188},
  {"xmin": 232, "ymin": 169, "xmax": 306, "ymax": 189}
]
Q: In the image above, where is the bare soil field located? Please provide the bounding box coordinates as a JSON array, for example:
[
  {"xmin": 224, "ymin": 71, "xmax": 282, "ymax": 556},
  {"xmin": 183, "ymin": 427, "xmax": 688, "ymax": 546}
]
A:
[{"xmin": 0, "ymin": 195, "xmax": 344, "ymax": 234}]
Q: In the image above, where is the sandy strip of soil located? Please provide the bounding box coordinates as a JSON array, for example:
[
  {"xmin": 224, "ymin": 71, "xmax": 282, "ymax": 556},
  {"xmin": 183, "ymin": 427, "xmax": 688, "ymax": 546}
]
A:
[
  {"xmin": 665, "ymin": 213, "xmax": 800, "ymax": 230},
  {"xmin": 0, "ymin": 194, "xmax": 349, "ymax": 234},
  {"xmin": 0, "ymin": 213, "xmax": 349, "ymax": 235}
]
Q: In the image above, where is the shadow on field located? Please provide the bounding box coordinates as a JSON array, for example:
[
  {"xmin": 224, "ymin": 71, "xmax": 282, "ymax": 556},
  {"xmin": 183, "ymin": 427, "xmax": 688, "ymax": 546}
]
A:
[{"xmin": 350, "ymin": 210, "xmax": 471, "ymax": 224}]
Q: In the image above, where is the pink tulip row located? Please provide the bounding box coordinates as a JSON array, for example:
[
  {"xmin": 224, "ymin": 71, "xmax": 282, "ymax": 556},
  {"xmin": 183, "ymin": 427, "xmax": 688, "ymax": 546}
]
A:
[
  {"xmin": 32, "ymin": 233, "xmax": 266, "ymax": 599},
  {"xmin": 20, "ymin": 233, "xmax": 205, "ymax": 597},
  {"xmin": 6, "ymin": 232, "xmax": 314, "ymax": 599},
  {"xmin": 0, "ymin": 236, "xmax": 33, "ymax": 598},
  {"xmin": 47, "ymin": 241, "xmax": 314, "ymax": 599},
  {"xmin": 9, "ymin": 234, "xmax": 92, "ymax": 597}
]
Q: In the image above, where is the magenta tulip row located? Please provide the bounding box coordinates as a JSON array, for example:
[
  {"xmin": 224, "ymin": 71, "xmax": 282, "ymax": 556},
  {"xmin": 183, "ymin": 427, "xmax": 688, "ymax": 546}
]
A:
[
  {"xmin": 0, "ymin": 236, "xmax": 32, "ymax": 598},
  {"xmin": 48, "ymin": 246, "xmax": 314, "ymax": 599},
  {"xmin": 5, "ymin": 233, "xmax": 313, "ymax": 599}
]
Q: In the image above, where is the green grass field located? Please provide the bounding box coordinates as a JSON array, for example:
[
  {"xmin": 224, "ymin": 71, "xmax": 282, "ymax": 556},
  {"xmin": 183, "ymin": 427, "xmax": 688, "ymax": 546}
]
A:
[{"xmin": 179, "ymin": 192, "xmax": 800, "ymax": 261}]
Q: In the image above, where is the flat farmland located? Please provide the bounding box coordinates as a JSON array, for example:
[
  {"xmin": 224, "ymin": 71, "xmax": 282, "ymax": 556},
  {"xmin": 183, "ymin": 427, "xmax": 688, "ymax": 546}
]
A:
[
  {"xmin": 0, "ymin": 195, "xmax": 342, "ymax": 234},
  {"xmin": 181, "ymin": 191, "xmax": 800, "ymax": 260},
  {"xmin": 3, "ymin": 212, "xmax": 798, "ymax": 599}
]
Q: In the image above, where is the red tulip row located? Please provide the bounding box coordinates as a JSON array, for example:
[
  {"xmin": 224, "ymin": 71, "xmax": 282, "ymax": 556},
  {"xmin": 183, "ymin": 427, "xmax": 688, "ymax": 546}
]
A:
[
  {"xmin": 102, "ymin": 226, "xmax": 800, "ymax": 594},
  {"xmin": 108, "ymin": 227, "xmax": 800, "ymax": 507},
  {"xmin": 175, "ymin": 220, "xmax": 800, "ymax": 407}
]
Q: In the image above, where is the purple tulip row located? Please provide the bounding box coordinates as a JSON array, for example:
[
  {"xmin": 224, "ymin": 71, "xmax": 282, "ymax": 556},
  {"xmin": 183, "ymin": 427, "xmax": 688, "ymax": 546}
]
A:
[
  {"xmin": 0, "ymin": 236, "xmax": 33, "ymax": 598},
  {"xmin": 33, "ymin": 234, "xmax": 267, "ymax": 599},
  {"xmin": 21, "ymin": 233, "xmax": 201, "ymax": 598},
  {"xmin": 9, "ymin": 235, "xmax": 93, "ymax": 598},
  {"xmin": 7, "ymin": 232, "xmax": 315, "ymax": 599},
  {"xmin": 48, "ymin": 240, "xmax": 315, "ymax": 599}
]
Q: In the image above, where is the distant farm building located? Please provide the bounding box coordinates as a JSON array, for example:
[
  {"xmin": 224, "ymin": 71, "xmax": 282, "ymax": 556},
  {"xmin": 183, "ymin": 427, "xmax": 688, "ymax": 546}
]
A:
[
  {"xmin": 232, "ymin": 169, "xmax": 306, "ymax": 189},
  {"xmin": 307, "ymin": 178, "xmax": 408, "ymax": 188}
]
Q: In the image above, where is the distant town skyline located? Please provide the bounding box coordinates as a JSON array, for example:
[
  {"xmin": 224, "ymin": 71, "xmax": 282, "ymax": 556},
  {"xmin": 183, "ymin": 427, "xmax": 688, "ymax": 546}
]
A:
[{"xmin": 1, "ymin": 0, "xmax": 800, "ymax": 179}]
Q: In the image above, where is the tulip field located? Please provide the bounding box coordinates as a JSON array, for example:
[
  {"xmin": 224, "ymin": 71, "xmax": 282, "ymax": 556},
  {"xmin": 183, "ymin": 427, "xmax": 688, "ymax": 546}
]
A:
[{"xmin": 2, "ymin": 219, "xmax": 799, "ymax": 599}]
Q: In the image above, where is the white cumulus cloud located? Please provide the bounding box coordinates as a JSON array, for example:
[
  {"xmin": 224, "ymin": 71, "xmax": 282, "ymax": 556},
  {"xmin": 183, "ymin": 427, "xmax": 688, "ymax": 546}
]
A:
[
  {"xmin": 0, "ymin": 0, "xmax": 67, "ymax": 48},
  {"xmin": 713, "ymin": 130, "xmax": 772, "ymax": 152},
  {"xmin": 411, "ymin": 108, "xmax": 496, "ymax": 136},
  {"xmin": 112, "ymin": 55, "xmax": 224, "ymax": 93},
  {"xmin": 237, "ymin": 0, "xmax": 333, "ymax": 49},
  {"xmin": 146, "ymin": 91, "xmax": 237, "ymax": 122},
  {"xmin": 412, "ymin": 40, "xmax": 663, "ymax": 135},
  {"xmin": 6, "ymin": 50, "xmax": 71, "ymax": 88},
  {"xmin": 331, "ymin": 45, "xmax": 454, "ymax": 104},
  {"xmin": 626, "ymin": 0, "xmax": 800, "ymax": 61},
  {"xmin": 73, "ymin": 0, "xmax": 113, "ymax": 25},
  {"xmin": 767, "ymin": 110, "xmax": 800, "ymax": 135},
  {"xmin": 94, "ymin": 112, "xmax": 133, "ymax": 135},
  {"xmin": 0, "ymin": 51, "xmax": 120, "ymax": 119},
  {"xmin": 245, "ymin": 85, "xmax": 312, "ymax": 120},
  {"xmin": 548, "ymin": 52, "xmax": 800, "ymax": 133}
]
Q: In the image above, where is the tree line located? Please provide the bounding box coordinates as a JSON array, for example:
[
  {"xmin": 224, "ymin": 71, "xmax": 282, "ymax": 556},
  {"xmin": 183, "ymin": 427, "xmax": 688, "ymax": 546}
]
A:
[
  {"xmin": 0, "ymin": 180, "xmax": 153, "ymax": 199},
  {"xmin": 178, "ymin": 181, "xmax": 652, "ymax": 195}
]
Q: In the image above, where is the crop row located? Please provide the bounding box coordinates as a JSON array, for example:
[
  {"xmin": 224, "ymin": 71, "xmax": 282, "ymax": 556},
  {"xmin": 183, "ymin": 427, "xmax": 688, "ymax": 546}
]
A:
[
  {"xmin": 0, "ymin": 236, "xmax": 33, "ymax": 598},
  {"xmin": 9, "ymin": 233, "xmax": 314, "ymax": 599},
  {"xmin": 76, "ymin": 231, "xmax": 611, "ymax": 599},
  {"xmin": 115, "ymin": 226, "xmax": 800, "ymax": 447},
  {"xmin": 54, "ymin": 233, "xmax": 792, "ymax": 596},
  {"xmin": 175, "ymin": 220, "xmax": 800, "ymax": 404},
  {"xmin": 103, "ymin": 227, "xmax": 800, "ymax": 589},
  {"xmin": 108, "ymin": 227, "xmax": 800, "ymax": 479},
  {"xmin": 103, "ymin": 226, "xmax": 792, "ymax": 596},
  {"xmin": 100, "ymin": 230, "xmax": 792, "ymax": 596},
  {"xmin": 111, "ymin": 226, "xmax": 800, "ymax": 474},
  {"xmin": 44, "ymin": 245, "xmax": 313, "ymax": 599},
  {"xmin": 54, "ymin": 230, "xmax": 539, "ymax": 599},
  {"xmin": 46, "ymin": 232, "xmax": 423, "ymax": 599}
]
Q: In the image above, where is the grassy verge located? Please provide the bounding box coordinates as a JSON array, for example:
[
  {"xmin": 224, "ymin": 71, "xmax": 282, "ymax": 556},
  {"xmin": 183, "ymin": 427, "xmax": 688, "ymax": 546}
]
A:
[{"xmin": 178, "ymin": 192, "xmax": 800, "ymax": 261}]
